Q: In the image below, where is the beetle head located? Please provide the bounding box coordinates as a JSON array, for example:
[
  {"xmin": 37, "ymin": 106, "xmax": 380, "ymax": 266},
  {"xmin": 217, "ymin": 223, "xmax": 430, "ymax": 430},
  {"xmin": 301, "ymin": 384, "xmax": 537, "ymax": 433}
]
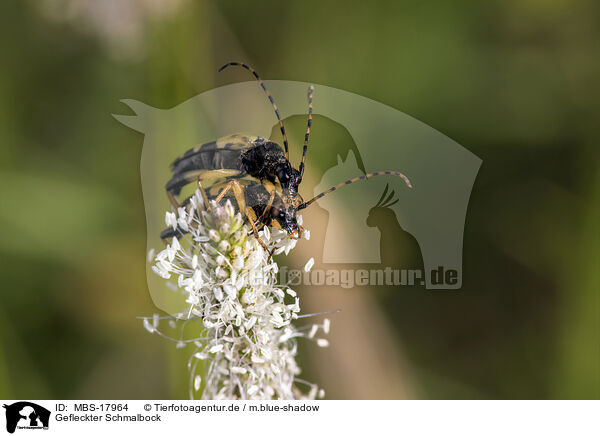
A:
[
  {"xmin": 273, "ymin": 199, "xmax": 303, "ymax": 240},
  {"xmin": 276, "ymin": 162, "xmax": 302, "ymax": 196}
]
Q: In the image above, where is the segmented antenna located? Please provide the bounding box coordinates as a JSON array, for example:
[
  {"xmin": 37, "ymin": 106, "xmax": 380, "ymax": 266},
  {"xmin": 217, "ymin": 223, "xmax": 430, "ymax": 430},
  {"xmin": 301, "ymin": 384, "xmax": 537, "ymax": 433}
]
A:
[
  {"xmin": 298, "ymin": 85, "xmax": 314, "ymax": 180},
  {"xmin": 298, "ymin": 171, "xmax": 411, "ymax": 210},
  {"xmin": 218, "ymin": 62, "xmax": 290, "ymax": 159}
]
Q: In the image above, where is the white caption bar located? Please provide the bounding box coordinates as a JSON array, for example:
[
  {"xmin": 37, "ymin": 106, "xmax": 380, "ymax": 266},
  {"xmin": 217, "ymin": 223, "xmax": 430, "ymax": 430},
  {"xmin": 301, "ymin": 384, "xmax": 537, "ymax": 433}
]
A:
[{"xmin": 1, "ymin": 400, "xmax": 597, "ymax": 436}]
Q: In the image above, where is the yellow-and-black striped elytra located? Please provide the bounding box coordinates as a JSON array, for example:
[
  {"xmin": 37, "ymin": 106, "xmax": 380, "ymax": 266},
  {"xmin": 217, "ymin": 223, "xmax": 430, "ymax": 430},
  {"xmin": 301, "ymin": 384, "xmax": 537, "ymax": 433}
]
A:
[
  {"xmin": 165, "ymin": 133, "xmax": 299, "ymax": 198},
  {"xmin": 162, "ymin": 62, "xmax": 413, "ymax": 244}
]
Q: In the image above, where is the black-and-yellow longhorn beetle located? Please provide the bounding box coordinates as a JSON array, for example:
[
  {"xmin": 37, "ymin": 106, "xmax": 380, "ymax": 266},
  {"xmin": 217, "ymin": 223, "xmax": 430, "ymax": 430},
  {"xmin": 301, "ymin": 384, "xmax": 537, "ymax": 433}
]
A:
[{"xmin": 162, "ymin": 62, "xmax": 412, "ymax": 243}]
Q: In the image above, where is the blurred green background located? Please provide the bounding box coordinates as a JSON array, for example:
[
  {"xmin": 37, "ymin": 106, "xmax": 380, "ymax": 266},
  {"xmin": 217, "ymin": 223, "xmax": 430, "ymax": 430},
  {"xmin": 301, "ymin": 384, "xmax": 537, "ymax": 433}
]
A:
[{"xmin": 0, "ymin": 0, "xmax": 598, "ymax": 399}]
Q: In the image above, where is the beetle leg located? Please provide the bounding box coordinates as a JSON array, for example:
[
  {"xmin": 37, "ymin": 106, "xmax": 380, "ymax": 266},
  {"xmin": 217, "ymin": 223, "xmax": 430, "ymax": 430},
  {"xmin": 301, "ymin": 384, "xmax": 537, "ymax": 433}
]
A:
[
  {"xmin": 258, "ymin": 190, "xmax": 276, "ymax": 222},
  {"xmin": 167, "ymin": 190, "xmax": 180, "ymax": 209},
  {"xmin": 216, "ymin": 180, "xmax": 247, "ymax": 210},
  {"xmin": 230, "ymin": 180, "xmax": 248, "ymax": 212},
  {"xmin": 239, "ymin": 183, "xmax": 275, "ymax": 259},
  {"xmin": 244, "ymin": 206, "xmax": 272, "ymax": 257},
  {"xmin": 196, "ymin": 178, "xmax": 211, "ymax": 210},
  {"xmin": 216, "ymin": 180, "xmax": 272, "ymax": 258},
  {"xmin": 215, "ymin": 181, "xmax": 234, "ymax": 203},
  {"xmin": 166, "ymin": 169, "xmax": 242, "ymax": 199}
]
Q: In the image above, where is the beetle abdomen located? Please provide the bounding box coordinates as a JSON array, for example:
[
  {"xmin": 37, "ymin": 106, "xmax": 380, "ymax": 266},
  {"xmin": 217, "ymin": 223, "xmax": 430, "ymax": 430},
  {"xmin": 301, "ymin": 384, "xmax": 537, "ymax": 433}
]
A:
[
  {"xmin": 166, "ymin": 135, "xmax": 262, "ymax": 195},
  {"xmin": 171, "ymin": 138, "xmax": 250, "ymax": 174}
]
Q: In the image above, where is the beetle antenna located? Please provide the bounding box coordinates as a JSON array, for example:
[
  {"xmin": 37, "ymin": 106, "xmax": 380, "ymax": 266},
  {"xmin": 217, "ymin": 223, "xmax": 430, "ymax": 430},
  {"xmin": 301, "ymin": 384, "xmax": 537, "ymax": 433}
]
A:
[
  {"xmin": 298, "ymin": 171, "xmax": 412, "ymax": 210},
  {"xmin": 298, "ymin": 85, "xmax": 314, "ymax": 181},
  {"xmin": 218, "ymin": 62, "xmax": 290, "ymax": 159}
]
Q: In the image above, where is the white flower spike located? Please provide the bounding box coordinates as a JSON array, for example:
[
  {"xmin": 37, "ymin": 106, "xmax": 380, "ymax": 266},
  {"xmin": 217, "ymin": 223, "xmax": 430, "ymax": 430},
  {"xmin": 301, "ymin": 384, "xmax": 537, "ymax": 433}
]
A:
[{"xmin": 143, "ymin": 192, "xmax": 331, "ymax": 400}]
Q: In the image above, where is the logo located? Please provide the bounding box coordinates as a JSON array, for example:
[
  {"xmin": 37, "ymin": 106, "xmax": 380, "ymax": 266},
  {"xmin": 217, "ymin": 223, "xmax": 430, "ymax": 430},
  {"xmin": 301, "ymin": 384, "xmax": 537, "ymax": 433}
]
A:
[
  {"xmin": 114, "ymin": 80, "xmax": 481, "ymax": 314},
  {"xmin": 3, "ymin": 402, "xmax": 50, "ymax": 434}
]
